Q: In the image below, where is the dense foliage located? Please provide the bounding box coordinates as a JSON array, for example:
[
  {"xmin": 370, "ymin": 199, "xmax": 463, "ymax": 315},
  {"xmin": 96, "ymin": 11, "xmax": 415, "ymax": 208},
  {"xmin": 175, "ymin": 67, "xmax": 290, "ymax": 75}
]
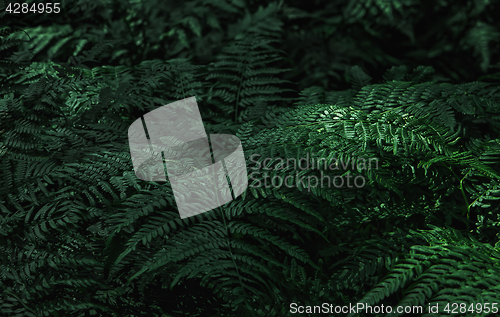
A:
[{"xmin": 1, "ymin": 0, "xmax": 500, "ymax": 316}]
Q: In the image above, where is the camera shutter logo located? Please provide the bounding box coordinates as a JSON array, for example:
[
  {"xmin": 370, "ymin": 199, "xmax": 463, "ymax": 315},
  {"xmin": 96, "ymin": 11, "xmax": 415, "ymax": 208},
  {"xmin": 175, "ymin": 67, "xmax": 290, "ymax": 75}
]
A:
[{"xmin": 128, "ymin": 96, "xmax": 248, "ymax": 219}]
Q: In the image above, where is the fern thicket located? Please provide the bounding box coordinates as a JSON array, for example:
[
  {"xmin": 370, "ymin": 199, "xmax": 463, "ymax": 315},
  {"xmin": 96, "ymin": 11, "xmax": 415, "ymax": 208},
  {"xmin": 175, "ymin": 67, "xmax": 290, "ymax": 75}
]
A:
[{"xmin": 1, "ymin": 0, "xmax": 500, "ymax": 316}]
